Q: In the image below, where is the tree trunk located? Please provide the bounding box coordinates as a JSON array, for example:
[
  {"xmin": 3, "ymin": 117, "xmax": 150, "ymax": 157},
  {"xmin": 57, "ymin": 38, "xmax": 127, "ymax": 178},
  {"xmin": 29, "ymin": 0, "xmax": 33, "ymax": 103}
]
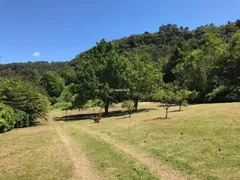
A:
[
  {"xmin": 179, "ymin": 104, "xmax": 182, "ymax": 111},
  {"xmin": 104, "ymin": 102, "xmax": 109, "ymax": 116},
  {"xmin": 165, "ymin": 107, "xmax": 168, "ymax": 119},
  {"xmin": 133, "ymin": 97, "xmax": 139, "ymax": 111}
]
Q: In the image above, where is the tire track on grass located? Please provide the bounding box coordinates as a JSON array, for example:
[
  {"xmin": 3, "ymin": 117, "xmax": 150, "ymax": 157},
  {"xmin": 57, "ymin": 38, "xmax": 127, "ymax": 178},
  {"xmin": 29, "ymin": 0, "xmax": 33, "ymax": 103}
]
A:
[
  {"xmin": 78, "ymin": 127, "xmax": 190, "ymax": 180},
  {"xmin": 49, "ymin": 113, "xmax": 100, "ymax": 180}
]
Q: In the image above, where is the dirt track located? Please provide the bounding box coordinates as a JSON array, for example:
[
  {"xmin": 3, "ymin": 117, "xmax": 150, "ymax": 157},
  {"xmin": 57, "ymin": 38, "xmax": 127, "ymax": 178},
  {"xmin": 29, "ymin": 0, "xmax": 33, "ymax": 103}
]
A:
[{"xmin": 49, "ymin": 113, "xmax": 100, "ymax": 180}]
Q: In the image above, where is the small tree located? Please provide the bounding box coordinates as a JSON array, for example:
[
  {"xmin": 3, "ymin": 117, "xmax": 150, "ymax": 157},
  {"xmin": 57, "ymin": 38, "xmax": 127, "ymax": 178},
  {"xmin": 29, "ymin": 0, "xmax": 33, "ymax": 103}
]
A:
[
  {"xmin": 175, "ymin": 90, "xmax": 192, "ymax": 111},
  {"xmin": 121, "ymin": 100, "xmax": 134, "ymax": 118},
  {"xmin": 57, "ymin": 84, "xmax": 75, "ymax": 116},
  {"xmin": 154, "ymin": 89, "xmax": 177, "ymax": 119}
]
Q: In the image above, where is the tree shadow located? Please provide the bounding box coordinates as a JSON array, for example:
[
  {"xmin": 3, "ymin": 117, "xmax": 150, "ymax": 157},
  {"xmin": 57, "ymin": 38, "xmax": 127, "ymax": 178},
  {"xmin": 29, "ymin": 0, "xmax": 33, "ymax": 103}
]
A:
[
  {"xmin": 54, "ymin": 108, "xmax": 155, "ymax": 122},
  {"xmin": 142, "ymin": 117, "xmax": 170, "ymax": 122},
  {"xmin": 116, "ymin": 116, "xmax": 130, "ymax": 120},
  {"xmin": 169, "ymin": 110, "xmax": 180, "ymax": 113}
]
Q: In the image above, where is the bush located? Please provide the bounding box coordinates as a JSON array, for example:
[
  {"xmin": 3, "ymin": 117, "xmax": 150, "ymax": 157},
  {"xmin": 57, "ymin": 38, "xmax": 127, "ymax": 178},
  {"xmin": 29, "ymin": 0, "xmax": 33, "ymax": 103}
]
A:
[
  {"xmin": 0, "ymin": 104, "xmax": 16, "ymax": 132},
  {"xmin": 121, "ymin": 100, "xmax": 134, "ymax": 117},
  {"xmin": 83, "ymin": 99, "xmax": 104, "ymax": 108}
]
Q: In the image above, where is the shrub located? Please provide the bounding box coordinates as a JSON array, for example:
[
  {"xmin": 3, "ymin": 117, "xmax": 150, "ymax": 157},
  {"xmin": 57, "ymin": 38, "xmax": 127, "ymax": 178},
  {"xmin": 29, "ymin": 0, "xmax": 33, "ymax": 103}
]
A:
[
  {"xmin": 121, "ymin": 100, "xmax": 134, "ymax": 117},
  {"xmin": 0, "ymin": 104, "xmax": 16, "ymax": 132}
]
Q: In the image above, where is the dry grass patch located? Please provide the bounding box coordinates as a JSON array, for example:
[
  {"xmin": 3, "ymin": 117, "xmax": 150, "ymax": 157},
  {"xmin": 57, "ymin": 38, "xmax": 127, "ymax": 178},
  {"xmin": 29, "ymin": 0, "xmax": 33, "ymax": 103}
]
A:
[{"xmin": 0, "ymin": 122, "xmax": 73, "ymax": 180}]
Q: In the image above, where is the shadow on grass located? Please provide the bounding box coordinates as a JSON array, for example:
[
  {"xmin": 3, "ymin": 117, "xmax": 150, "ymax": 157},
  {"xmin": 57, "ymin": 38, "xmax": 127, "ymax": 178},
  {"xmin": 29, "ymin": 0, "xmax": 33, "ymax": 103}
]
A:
[
  {"xmin": 169, "ymin": 110, "xmax": 181, "ymax": 113},
  {"xmin": 54, "ymin": 108, "xmax": 155, "ymax": 122},
  {"xmin": 142, "ymin": 117, "xmax": 169, "ymax": 122}
]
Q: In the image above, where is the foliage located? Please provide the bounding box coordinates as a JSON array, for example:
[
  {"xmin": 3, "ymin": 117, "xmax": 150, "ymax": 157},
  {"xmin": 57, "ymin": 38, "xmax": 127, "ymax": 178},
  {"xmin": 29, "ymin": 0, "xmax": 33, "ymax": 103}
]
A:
[
  {"xmin": 152, "ymin": 84, "xmax": 192, "ymax": 117},
  {"xmin": 56, "ymin": 84, "xmax": 76, "ymax": 115},
  {"xmin": 83, "ymin": 99, "xmax": 104, "ymax": 109},
  {"xmin": 73, "ymin": 39, "xmax": 129, "ymax": 115},
  {"xmin": 0, "ymin": 103, "xmax": 16, "ymax": 132},
  {"xmin": 0, "ymin": 61, "xmax": 69, "ymax": 77},
  {"xmin": 40, "ymin": 71, "xmax": 65, "ymax": 101},
  {"xmin": 153, "ymin": 86, "xmax": 177, "ymax": 119},
  {"xmin": 121, "ymin": 100, "xmax": 134, "ymax": 117},
  {"xmin": 175, "ymin": 89, "xmax": 192, "ymax": 111},
  {"xmin": 1, "ymin": 20, "xmax": 240, "ymax": 109},
  {"xmin": 124, "ymin": 52, "xmax": 163, "ymax": 111},
  {"xmin": 0, "ymin": 77, "xmax": 49, "ymax": 132}
]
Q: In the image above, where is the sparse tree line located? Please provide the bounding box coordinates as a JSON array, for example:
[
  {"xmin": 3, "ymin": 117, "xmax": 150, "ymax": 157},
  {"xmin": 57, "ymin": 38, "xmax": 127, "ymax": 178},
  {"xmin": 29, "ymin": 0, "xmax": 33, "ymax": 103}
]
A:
[{"xmin": 0, "ymin": 20, "xmax": 240, "ymax": 132}]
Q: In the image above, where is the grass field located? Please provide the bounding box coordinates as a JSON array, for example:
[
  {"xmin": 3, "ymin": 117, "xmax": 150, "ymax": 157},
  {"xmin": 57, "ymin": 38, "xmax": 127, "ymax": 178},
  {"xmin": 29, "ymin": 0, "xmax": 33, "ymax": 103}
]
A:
[{"xmin": 0, "ymin": 102, "xmax": 240, "ymax": 180}]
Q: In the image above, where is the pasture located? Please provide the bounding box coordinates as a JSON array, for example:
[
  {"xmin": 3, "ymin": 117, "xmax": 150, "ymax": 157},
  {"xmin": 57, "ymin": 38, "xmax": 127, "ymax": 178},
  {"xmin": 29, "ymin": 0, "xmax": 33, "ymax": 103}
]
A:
[{"xmin": 0, "ymin": 102, "xmax": 239, "ymax": 180}]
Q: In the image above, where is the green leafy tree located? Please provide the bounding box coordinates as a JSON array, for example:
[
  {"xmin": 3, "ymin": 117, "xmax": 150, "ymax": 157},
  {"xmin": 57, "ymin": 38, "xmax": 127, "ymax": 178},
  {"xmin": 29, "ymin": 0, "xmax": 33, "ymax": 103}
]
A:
[
  {"xmin": 40, "ymin": 71, "xmax": 65, "ymax": 103},
  {"xmin": 153, "ymin": 86, "xmax": 177, "ymax": 119},
  {"xmin": 57, "ymin": 84, "xmax": 76, "ymax": 116},
  {"xmin": 125, "ymin": 52, "xmax": 163, "ymax": 111},
  {"xmin": 175, "ymin": 89, "xmax": 192, "ymax": 111},
  {"xmin": 60, "ymin": 68, "xmax": 77, "ymax": 85},
  {"xmin": 73, "ymin": 39, "xmax": 129, "ymax": 115},
  {"xmin": 29, "ymin": 69, "xmax": 41, "ymax": 83},
  {"xmin": 0, "ymin": 77, "xmax": 49, "ymax": 132},
  {"xmin": 173, "ymin": 32, "xmax": 227, "ymax": 102}
]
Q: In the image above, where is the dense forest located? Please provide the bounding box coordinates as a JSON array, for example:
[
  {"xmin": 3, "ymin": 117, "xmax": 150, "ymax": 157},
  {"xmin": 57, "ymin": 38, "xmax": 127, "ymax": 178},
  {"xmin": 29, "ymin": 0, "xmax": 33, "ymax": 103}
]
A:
[{"xmin": 1, "ymin": 20, "xmax": 240, "ymax": 132}]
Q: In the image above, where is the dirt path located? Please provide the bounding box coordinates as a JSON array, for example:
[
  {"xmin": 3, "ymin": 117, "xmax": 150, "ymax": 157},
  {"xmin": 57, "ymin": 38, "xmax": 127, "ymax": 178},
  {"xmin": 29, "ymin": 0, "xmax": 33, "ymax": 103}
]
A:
[
  {"xmin": 79, "ymin": 127, "xmax": 190, "ymax": 180},
  {"xmin": 48, "ymin": 113, "xmax": 99, "ymax": 180}
]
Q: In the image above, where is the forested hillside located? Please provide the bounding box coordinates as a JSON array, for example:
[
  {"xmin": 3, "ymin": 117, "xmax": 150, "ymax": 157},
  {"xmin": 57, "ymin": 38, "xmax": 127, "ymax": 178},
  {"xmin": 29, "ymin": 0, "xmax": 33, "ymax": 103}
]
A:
[
  {"xmin": 0, "ymin": 61, "xmax": 69, "ymax": 77},
  {"xmin": 1, "ymin": 20, "xmax": 240, "ymax": 132},
  {"xmin": 71, "ymin": 20, "xmax": 240, "ymax": 102}
]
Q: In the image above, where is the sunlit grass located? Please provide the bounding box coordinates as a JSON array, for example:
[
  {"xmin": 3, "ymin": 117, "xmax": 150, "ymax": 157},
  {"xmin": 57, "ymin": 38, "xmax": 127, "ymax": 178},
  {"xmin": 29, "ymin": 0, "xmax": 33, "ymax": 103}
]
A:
[
  {"xmin": 1, "ymin": 102, "xmax": 239, "ymax": 180},
  {"xmin": 0, "ymin": 123, "xmax": 73, "ymax": 180},
  {"xmin": 63, "ymin": 102, "xmax": 240, "ymax": 179},
  {"xmin": 57, "ymin": 122, "xmax": 160, "ymax": 180}
]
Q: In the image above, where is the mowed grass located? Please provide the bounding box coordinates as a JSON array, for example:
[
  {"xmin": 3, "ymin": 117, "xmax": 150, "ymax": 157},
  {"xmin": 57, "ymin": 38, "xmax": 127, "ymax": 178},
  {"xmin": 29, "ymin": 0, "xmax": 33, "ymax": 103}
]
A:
[
  {"xmin": 57, "ymin": 122, "xmax": 160, "ymax": 180},
  {"xmin": 1, "ymin": 102, "xmax": 239, "ymax": 180},
  {"xmin": 56, "ymin": 102, "xmax": 240, "ymax": 180},
  {"xmin": 0, "ymin": 122, "xmax": 73, "ymax": 180}
]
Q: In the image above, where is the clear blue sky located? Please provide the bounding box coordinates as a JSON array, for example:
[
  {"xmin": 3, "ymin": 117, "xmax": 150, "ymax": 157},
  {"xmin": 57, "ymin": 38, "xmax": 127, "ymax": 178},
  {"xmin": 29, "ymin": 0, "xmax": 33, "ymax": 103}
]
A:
[{"xmin": 0, "ymin": 0, "xmax": 239, "ymax": 64}]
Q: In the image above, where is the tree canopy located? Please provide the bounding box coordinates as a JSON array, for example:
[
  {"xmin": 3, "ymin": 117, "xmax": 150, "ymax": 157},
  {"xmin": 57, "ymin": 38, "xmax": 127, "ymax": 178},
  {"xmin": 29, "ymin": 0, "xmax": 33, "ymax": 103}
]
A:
[{"xmin": 0, "ymin": 77, "xmax": 49, "ymax": 132}]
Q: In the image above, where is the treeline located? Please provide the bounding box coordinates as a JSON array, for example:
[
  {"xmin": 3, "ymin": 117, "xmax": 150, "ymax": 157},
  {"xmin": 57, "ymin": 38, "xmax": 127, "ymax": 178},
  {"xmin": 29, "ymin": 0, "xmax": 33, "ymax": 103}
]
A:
[
  {"xmin": 0, "ymin": 20, "xmax": 240, "ymax": 131},
  {"xmin": 0, "ymin": 61, "xmax": 69, "ymax": 77},
  {"xmin": 71, "ymin": 20, "xmax": 240, "ymax": 103}
]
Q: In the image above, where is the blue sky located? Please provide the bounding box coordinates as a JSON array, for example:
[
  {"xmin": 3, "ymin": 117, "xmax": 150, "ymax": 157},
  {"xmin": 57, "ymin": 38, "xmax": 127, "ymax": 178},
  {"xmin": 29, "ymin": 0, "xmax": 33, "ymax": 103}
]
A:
[{"xmin": 0, "ymin": 0, "xmax": 239, "ymax": 64}]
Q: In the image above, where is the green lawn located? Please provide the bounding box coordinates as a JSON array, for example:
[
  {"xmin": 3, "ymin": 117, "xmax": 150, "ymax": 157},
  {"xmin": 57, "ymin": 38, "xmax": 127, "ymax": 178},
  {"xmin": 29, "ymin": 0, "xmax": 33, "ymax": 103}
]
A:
[
  {"xmin": 58, "ymin": 123, "xmax": 160, "ymax": 180},
  {"xmin": 0, "ymin": 102, "xmax": 239, "ymax": 180},
  {"xmin": 56, "ymin": 102, "xmax": 240, "ymax": 180}
]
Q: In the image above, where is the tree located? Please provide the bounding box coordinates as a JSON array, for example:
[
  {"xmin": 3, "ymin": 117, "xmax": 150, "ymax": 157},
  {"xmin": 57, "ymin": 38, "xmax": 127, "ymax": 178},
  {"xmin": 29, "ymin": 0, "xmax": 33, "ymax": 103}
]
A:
[
  {"xmin": 73, "ymin": 39, "xmax": 129, "ymax": 115},
  {"xmin": 173, "ymin": 32, "xmax": 227, "ymax": 102},
  {"xmin": 60, "ymin": 68, "xmax": 77, "ymax": 85},
  {"xmin": 57, "ymin": 84, "xmax": 75, "ymax": 116},
  {"xmin": 125, "ymin": 52, "xmax": 163, "ymax": 111},
  {"xmin": 175, "ymin": 90, "xmax": 192, "ymax": 111},
  {"xmin": 173, "ymin": 49, "xmax": 207, "ymax": 91},
  {"xmin": 153, "ymin": 87, "xmax": 177, "ymax": 119},
  {"xmin": 0, "ymin": 76, "xmax": 49, "ymax": 132},
  {"xmin": 121, "ymin": 100, "xmax": 134, "ymax": 118},
  {"xmin": 226, "ymin": 31, "xmax": 240, "ymax": 85},
  {"xmin": 40, "ymin": 71, "xmax": 65, "ymax": 103}
]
